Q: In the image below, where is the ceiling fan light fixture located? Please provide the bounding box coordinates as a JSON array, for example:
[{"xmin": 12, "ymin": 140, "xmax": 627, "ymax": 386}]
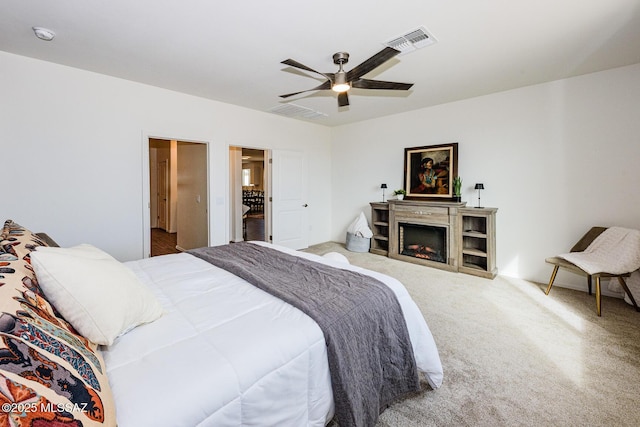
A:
[
  {"xmin": 331, "ymin": 72, "xmax": 350, "ymax": 93},
  {"xmin": 331, "ymin": 83, "xmax": 350, "ymax": 93}
]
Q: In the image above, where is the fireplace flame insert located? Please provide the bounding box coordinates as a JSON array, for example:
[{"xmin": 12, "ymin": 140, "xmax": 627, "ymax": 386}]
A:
[{"xmin": 399, "ymin": 223, "xmax": 447, "ymax": 263}]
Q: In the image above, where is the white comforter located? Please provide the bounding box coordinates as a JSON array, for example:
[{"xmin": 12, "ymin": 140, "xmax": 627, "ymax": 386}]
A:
[{"xmin": 102, "ymin": 243, "xmax": 443, "ymax": 427}]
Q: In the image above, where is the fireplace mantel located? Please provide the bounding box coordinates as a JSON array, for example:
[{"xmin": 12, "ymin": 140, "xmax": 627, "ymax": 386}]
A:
[
  {"xmin": 388, "ymin": 200, "xmax": 464, "ymax": 272},
  {"xmin": 370, "ymin": 200, "xmax": 498, "ymax": 278}
]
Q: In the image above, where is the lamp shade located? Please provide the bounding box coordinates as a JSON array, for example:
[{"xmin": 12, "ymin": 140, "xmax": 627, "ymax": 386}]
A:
[
  {"xmin": 474, "ymin": 183, "xmax": 484, "ymax": 190},
  {"xmin": 380, "ymin": 183, "xmax": 387, "ymax": 189}
]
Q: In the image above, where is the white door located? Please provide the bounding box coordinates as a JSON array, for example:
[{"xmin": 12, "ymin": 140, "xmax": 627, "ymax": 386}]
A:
[{"xmin": 271, "ymin": 150, "xmax": 308, "ymax": 249}]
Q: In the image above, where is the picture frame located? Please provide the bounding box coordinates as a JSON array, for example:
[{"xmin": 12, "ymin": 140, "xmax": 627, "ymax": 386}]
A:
[{"xmin": 404, "ymin": 143, "xmax": 458, "ymax": 200}]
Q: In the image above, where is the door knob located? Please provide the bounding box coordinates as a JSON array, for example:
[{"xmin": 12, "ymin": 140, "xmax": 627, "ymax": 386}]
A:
[{"xmin": 303, "ymin": 204, "xmax": 308, "ymax": 207}]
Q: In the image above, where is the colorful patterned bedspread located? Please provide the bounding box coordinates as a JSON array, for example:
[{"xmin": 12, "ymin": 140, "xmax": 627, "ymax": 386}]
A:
[{"xmin": 0, "ymin": 220, "xmax": 115, "ymax": 427}]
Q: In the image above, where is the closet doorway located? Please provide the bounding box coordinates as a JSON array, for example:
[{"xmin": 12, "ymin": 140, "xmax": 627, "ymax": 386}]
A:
[{"xmin": 149, "ymin": 138, "xmax": 209, "ymax": 256}]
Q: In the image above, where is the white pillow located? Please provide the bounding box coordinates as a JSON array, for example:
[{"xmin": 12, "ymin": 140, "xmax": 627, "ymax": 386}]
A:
[
  {"xmin": 31, "ymin": 244, "xmax": 163, "ymax": 345},
  {"xmin": 322, "ymin": 251, "xmax": 350, "ymax": 264}
]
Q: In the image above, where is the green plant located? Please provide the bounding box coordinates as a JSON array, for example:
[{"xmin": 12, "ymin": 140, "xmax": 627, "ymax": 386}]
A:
[
  {"xmin": 453, "ymin": 176, "xmax": 462, "ymax": 196},
  {"xmin": 393, "ymin": 189, "xmax": 406, "ymax": 195}
]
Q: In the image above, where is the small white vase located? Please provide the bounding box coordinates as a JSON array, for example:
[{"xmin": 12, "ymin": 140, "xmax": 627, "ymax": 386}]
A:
[{"xmin": 397, "ymin": 194, "xmax": 405, "ymax": 200}]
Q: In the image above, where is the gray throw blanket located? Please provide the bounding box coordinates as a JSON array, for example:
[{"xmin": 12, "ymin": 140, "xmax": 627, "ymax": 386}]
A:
[{"xmin": 188, "ymin": 242, "xmax": 419, "ymax": 427}]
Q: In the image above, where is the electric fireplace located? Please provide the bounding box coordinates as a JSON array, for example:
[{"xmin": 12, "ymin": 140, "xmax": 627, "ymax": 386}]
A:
[{"xmin": 388, "ymin": 200, "xmax": 462, "ymax": 272}]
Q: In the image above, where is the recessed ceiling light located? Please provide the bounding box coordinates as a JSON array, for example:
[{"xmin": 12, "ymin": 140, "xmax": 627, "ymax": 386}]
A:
[{"xmin": 32, "ymin": 27, "xmax": 56, "ymax": 41}]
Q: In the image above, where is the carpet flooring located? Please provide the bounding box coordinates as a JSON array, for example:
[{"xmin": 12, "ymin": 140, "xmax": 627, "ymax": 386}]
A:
[{"xmin": 303, "ymin": 242, "xmax": 640, "ymax": 427}]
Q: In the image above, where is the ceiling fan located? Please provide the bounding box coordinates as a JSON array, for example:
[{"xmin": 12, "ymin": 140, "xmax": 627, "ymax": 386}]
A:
[{"xmin": 279, "ymin": 46, "xmax": 413, "ymax": 107}]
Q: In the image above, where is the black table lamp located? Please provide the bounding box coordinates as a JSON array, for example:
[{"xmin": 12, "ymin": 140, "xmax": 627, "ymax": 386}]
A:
[
  {"xmin": 381, "ymin": 183, "xmax": 387, "ymax": 202},
  {"xmin": 474, "ymin": 183, "xmax": 484, "ymax": 208}
]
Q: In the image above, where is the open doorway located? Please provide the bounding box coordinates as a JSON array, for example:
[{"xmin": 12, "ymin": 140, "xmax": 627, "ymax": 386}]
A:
[
  {"xmin": 230, "ymin": 146, "xmax": 268, "ymax": 242},
  {"xmin": 149, "ymin": 138, "xmax": 209, "ymax": 256}
]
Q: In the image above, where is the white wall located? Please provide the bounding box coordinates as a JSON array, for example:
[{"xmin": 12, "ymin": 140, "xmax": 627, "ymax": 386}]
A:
[
  {"xmin": 331, "ymin": 63, "xmax": 640, "ymax": 289},
  {"xmin": 4, "ymin": 50, "xmax": 639, "ymax": 292},
  {"xmin": 1, "ymin": 51, "xmax": 332, "ymax": 261}
]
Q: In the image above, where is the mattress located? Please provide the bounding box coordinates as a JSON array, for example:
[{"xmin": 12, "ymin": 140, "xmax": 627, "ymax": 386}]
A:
[{"xmin": 102, "ymin": 243, "xmax": 443, "ymax": 426}]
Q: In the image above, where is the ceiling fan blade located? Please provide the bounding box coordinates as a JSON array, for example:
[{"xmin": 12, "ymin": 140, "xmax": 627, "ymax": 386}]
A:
[
  {"xmin": 346, "ymin": 47, "xmax": 401, "ymax": 81},
  {"xmin": 281, "ymin": 58, "xmax": 329, "ymax": 79},
  {"xmin": 351, "ymin": 78, "xmax": 413, "ymax": 91},
  {"xmin": 337, "ymin": 91, "xmax": 349, "ymax": 107},
  {"xmin": 279, "ymin": 80, "xmax": 332, "ymax": 98}
]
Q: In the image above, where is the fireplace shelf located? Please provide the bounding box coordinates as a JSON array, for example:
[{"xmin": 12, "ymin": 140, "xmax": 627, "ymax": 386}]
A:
[
  {"xmin": 370, "ymin": 202, "xmax": 390, "ymax": 256},
  {"xmin": 458, "ymin": 207, "xmax": 498, "ymax": 278},
  {"xmin": 463, "ymin": 247, "xmax": 487, "ymax": 257},
  {"xmin": 369, "ymin": 201, "xmax": 498, "ymax": 279}
]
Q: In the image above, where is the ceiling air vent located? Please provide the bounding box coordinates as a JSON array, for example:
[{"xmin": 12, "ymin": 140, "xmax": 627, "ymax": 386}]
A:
[
  {"xmin": 384, "ymin": 26, "xmax": 437, "ymax": 55},
  {"xmin": 268, "ymin": 103, "xmax": 327, "ymax": 120}
]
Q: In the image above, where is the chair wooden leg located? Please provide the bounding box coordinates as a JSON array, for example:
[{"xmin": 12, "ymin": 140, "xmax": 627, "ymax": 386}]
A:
[
  {"xmin": 545, "ymin": 265, "xmax": 559, "ymax": 295},
  {"xmin": 617, "ymin": 276, "xmax": 640, "ymax": 312},
  {"xmin": 595, "ymin": 277, "xmax": 602, "ymax": 316}
]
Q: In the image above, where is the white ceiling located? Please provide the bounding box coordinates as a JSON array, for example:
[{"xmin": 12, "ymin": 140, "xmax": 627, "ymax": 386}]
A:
[{"xmin": 2, "ymin": 0, "xmax": 639, "ymax": 127}]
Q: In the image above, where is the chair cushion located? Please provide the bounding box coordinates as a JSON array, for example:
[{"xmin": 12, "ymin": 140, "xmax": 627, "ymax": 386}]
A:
[{"xmin": 546, "ymin": 256, "xmax": 628, "ymax": 278}]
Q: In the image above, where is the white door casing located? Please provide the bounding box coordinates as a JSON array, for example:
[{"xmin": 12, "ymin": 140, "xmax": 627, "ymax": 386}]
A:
[{"xmin": 143, "ymin": 136, "xmax": 209, "ymax": 258}]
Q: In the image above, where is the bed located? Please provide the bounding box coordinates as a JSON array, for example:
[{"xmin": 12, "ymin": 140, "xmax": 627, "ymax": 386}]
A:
[{"xmin": 0, "ymin": 220, "xmax": 442, "ymax": 427}]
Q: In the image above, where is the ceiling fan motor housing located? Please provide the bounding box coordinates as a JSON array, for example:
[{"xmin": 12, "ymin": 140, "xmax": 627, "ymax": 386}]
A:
[{"xmin": 332, "ymin": 52, "xmax": 349, "ymax": 65}]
